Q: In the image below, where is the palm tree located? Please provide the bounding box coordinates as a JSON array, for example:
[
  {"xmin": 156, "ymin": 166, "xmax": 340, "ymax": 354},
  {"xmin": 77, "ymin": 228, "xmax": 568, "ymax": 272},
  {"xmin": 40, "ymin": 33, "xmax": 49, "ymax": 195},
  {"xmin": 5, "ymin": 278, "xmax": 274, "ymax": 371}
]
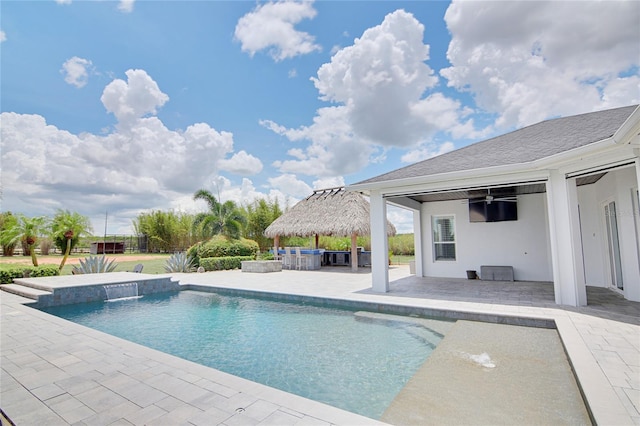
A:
[
  {"xmin": 51, "ymin": 210, "xmax": 93, "ymax": 270},
  {"xmin": 193, "ymin": 189, "xmax": 246, "ymax": 239},
  {"xmin": 0, "ymin": 212, "xmax": 19, "ymax": 256},
  {"xmin": 0, "ymin": 214, "xmax": 49, "ymax": 266}
]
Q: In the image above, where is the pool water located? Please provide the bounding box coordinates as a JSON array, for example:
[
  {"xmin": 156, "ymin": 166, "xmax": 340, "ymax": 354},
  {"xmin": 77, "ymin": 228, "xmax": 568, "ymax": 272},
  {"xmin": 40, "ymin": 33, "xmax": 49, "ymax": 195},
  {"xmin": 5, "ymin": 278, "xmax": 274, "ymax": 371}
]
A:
[{"xmin": 41, "ymin": 290, "xmax": 447, "ymax": 419}]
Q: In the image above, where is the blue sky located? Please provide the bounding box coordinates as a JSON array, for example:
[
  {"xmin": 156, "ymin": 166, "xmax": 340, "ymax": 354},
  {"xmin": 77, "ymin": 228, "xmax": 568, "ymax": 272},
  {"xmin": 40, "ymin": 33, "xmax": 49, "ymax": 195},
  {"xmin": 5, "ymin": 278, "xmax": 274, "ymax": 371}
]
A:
[{"xmin": 1, "ymin": 0, "xmax": 638, "ymax": 234}]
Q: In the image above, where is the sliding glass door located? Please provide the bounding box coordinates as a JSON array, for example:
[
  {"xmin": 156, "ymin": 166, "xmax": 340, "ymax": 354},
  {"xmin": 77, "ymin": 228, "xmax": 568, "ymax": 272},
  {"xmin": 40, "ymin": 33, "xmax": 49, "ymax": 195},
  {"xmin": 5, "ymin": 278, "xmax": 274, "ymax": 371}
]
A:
[{"xmin": 604, "ymin": 201, "xmax": 624, "ymax": 290}]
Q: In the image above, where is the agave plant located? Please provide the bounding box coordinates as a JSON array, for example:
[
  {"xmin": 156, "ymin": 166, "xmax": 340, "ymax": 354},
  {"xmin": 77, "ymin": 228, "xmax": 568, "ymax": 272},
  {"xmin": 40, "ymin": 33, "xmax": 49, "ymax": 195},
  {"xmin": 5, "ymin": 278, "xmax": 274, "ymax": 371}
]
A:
[
  {"xmin": 72, "ymin": 255, "xmax": 118, "ymax": 274},
  {"xmin": 164, "ymin": 252, "xmax": 195, "ymax": 273}
]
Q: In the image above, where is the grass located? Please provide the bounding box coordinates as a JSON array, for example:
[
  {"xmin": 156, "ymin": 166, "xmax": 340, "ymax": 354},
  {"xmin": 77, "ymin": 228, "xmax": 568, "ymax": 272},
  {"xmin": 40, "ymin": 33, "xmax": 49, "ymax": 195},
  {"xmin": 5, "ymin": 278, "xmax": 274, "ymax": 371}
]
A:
[
  {"xmin": 3, "ymin": 252, "xmax": 413, "ymax": 276},
  {"xmin": 57, "ymin": 255, "xmax": 171, "ymax": 275},
  {"xmin": 391, "ymin": 255, "xmax": 414, "ymax": 265},
  {"xmin": 113, "ymin": 258, "xmax": 169, "ymax": 274}
]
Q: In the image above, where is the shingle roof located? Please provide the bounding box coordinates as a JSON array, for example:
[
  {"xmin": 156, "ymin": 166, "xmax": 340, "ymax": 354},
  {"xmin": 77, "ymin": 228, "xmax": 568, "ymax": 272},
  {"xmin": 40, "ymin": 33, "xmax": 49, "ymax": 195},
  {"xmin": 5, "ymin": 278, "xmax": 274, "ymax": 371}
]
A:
[{"xmin": 354, "ymin": 105, "xmax": 638, "ymax": 185}]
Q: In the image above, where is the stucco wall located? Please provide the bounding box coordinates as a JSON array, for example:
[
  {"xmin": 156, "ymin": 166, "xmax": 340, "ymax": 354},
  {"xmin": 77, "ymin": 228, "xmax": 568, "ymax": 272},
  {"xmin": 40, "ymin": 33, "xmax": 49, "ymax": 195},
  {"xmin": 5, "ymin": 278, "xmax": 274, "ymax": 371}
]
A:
[
  {"xmin": 421, "ymin": 193, "xmax": 552, "ymax": 281},
  {"xmin": 578, "ymin": 167, "xmax": 640, "ymax": 301}
]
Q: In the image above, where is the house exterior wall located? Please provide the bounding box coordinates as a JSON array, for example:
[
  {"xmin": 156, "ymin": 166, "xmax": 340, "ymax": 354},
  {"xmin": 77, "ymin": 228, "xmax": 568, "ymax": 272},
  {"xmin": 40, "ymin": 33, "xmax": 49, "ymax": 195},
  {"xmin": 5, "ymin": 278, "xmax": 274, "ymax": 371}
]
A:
[
  {"xmin": 578, "ymin": 167, "xmax": 640, "ymax": 301},
  {"xmin": 577, "ymin": 185, "xmax": 606, "ymax": 286},
  {"xmin": 421, "ymin": 193, "xmax": 552, "ymax": 281}
]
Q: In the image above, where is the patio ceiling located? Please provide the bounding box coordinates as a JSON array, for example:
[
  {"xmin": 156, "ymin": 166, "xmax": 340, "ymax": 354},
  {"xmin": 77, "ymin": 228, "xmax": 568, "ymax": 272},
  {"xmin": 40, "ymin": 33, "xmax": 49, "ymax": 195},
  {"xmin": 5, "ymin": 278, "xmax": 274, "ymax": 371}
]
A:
[{"xmin": 387, "ymin": 173, "xmax": 606, "ymax": 204}]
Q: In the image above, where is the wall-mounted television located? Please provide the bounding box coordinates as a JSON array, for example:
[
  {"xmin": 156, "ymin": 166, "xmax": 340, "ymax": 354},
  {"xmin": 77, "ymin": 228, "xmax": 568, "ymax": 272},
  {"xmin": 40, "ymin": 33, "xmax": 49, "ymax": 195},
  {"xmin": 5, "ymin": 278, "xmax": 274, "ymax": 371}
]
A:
[{"xmin": 469, "ymin": 198, "xmax": 518, "ymax": 222}]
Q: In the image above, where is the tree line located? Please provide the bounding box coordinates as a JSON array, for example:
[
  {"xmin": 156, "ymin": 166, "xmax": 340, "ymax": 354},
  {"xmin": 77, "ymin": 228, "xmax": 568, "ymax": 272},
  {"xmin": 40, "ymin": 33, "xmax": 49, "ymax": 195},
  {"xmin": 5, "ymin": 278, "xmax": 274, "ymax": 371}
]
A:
[
  {"xmin": 0, "ymin": 189, "xmax": 285, "ymax": 262},
  {"xmin": 0, "ymin": 209, "xmax": 93, "ymax": 269},
  {"xmin": 1, "ymin": 188, "xmax": 415, "ymax": 265}
]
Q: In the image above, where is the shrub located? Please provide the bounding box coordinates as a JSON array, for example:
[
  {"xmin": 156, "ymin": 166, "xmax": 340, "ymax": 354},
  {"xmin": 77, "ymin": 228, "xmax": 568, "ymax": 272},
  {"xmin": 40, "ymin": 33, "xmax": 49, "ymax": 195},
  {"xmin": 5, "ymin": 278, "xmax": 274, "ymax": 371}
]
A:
[
  {"xmin": 29, "ymin": 265, "xmax": 60, "ymax": 278},
  {"xmin": 196, "ymin": 235, "xmax": 259, "ymax": 259},
  {"xmin": 186, "ymin": 241, "xmax": 203, "ymax": 267},
  {"xmin": 0, "ymin": 266, "xmax": 29, "ymax": 284},
  {"xmin": 388, "ymin": 234, "xmax": 415, "ymax": 256},
  {"xmin": 0, "ymin": 264, "xmax": 59, "ymax": 284},
  {"xmin": 199, "ymin": 256, "xmax": 253, "ymax": 271},
  {"xmin": 256, "ymin": 251, "xmax": 274, "ymax": 260}
]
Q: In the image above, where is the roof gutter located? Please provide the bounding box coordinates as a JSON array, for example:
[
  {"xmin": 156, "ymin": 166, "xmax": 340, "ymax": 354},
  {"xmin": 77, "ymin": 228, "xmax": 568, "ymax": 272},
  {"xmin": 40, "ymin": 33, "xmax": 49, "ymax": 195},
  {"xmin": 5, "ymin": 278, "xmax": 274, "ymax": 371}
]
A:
[
  {"xmin": 612, "ymin": 105, "xmax": 640, "ymax": 145},
  {"xmin": 348, "ymin": 162, "xmax": 549, "ymax": 195}
]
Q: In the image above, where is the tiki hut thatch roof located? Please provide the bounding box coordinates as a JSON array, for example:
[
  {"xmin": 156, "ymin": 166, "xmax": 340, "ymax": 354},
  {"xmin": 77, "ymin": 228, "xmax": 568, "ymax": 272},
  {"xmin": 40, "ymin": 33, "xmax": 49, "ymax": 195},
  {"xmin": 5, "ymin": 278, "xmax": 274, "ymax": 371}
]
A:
[{"xmin": 264, "ymin": 187, "xmax": 396, "ymax": 238}]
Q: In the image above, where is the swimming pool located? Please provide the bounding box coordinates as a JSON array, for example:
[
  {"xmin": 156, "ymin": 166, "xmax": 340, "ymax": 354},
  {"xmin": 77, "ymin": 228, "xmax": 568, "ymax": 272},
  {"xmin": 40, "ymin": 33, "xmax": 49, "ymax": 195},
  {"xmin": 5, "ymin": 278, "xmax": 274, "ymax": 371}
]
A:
[{"xmin": 41, "ymin": 290, "xmax": 451, "ymax": 419}]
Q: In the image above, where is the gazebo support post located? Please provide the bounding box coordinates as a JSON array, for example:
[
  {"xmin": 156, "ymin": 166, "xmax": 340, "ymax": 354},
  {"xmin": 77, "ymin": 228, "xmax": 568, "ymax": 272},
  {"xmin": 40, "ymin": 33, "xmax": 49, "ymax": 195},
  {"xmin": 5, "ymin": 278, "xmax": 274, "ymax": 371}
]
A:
[
  {"xmin": 274, "ymin": 235, "xmax": 280, "ymax": 252},
  {"xmin": 315, "ymin": 234, "xmax": 319, "ymax": 249},
  {"xmin": 351, "ymin": 233, "xmax": 358, "ymax": 272}
]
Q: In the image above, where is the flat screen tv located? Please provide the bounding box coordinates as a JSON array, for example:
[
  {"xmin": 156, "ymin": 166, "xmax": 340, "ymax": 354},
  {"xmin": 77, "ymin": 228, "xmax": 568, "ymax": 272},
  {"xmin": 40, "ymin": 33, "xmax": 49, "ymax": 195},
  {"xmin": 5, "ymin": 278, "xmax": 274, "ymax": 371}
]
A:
[{"xmin": 469, "ymin": 198, "xmax": 518, "ymax": 222}]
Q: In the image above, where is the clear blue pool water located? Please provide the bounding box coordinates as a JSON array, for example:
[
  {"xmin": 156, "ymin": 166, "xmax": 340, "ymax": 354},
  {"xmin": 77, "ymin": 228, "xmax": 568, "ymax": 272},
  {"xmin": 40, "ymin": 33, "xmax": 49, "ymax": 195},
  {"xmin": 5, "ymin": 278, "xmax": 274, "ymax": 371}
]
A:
[{"xmin": 41, "ymin": 290, "xmax": 446, "ymax": 419}]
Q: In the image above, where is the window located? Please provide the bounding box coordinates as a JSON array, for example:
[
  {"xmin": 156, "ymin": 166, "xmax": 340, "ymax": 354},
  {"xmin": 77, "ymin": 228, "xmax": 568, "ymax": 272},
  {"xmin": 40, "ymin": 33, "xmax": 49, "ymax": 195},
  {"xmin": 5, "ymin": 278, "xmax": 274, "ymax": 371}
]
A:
[{"xmin": 432, "ymin": 215, "xmax": 456, "ymax": 261}]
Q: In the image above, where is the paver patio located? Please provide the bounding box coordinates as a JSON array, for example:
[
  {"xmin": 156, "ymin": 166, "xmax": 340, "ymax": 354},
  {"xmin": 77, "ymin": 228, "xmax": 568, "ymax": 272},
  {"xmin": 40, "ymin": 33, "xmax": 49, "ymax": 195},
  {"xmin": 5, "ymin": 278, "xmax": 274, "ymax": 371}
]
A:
[{"xmin": 1, "ymin": 265, "xmax": 639, "ymax": 425}]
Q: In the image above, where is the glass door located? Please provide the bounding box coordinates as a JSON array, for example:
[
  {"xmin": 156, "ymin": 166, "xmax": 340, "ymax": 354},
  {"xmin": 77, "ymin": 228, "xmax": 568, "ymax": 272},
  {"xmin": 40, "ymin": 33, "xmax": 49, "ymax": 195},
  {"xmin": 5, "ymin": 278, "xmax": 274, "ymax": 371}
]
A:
[{"xmin": 604, "ymin": 201, "xmax": 624, "ymax": 290}]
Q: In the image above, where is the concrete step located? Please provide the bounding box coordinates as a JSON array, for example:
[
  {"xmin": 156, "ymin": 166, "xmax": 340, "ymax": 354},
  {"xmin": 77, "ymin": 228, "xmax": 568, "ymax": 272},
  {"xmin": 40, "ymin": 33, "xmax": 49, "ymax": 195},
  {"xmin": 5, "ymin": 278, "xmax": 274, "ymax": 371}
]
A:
[
  {"xmin": 1, "ymin": 284, "xmax": 52, "ymax": 300},
  {"xmin": 12, "ymin": 278, "xmax": 54, "ymax": 292}
]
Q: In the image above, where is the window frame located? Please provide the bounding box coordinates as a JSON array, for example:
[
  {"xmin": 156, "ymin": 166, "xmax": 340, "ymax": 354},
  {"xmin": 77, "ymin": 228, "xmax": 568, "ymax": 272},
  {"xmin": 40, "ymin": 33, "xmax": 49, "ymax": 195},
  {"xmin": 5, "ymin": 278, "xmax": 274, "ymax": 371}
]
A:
[{"xmin": 431, "ymin": 215, "xmax": 456, "ymax": 262}]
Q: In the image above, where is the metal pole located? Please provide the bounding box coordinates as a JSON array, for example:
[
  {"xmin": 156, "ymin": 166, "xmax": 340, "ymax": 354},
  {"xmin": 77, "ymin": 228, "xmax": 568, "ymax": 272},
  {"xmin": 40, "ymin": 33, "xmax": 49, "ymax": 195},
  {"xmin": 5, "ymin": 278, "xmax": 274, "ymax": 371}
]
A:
[{"xmin": 103, "ymin": 211, "xmax": 107, "ymax": 255}]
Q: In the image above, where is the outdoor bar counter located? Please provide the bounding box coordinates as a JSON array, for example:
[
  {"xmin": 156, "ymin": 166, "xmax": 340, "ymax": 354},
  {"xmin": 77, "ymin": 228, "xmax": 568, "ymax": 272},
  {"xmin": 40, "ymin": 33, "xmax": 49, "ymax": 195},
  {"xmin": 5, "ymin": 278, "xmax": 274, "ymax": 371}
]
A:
[
  {"xmin": 323, "ymin": 250, "xmax": 371, "ymax": 267},
  {"xmin": 276, "ymin": 248, "xmax": 323, "ymax": 270},
  {"xmin": 273, "ymin": 248, "xmax": 372, "ymax": 269}
]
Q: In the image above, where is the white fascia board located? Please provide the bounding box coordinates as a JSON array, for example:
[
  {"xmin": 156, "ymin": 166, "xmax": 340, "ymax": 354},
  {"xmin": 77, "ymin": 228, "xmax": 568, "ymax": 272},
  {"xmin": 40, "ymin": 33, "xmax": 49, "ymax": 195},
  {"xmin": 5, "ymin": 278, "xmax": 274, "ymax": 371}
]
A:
[
  {"xmin": 534, "ymin": 138, "xmax": 637, "ymax": 175},
  {"xmin": 613, "ymin": 105, "xmax": 640, "ymax": 145},
  {"xmin": 348, "ymin": 165, "xmax": 549, "ymax": 197}
]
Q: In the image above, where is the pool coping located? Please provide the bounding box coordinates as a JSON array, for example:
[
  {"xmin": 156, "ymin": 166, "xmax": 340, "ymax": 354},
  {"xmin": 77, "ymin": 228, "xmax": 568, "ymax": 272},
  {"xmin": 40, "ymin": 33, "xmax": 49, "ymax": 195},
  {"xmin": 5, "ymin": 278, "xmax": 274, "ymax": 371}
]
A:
[
  {"xmin": 2, "ymin": 269, "xmax": 637, "ymax": 425},
  {"xmin": 1, "ymin": 290, "xmax": 388, "ymax": 425}
]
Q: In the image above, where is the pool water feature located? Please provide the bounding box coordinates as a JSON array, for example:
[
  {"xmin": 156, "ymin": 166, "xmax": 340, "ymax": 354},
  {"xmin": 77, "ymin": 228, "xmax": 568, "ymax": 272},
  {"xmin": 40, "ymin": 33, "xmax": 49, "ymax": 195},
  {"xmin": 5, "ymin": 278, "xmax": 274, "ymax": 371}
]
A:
[
  {"xmin": 103, "ymin": 282, "xmax": 140, "ymax": 301},
  {"xmin": 41, "ymin": 290, "xmax": 451, "ymax": 419}
]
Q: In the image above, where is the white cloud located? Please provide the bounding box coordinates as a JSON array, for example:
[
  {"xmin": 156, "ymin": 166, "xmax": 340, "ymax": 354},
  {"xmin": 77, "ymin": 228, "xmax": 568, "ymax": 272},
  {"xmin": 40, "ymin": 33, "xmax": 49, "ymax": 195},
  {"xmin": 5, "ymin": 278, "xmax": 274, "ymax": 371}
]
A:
[
  {"xmin": 288, "ymin": 68, "xmax": 297, "ymax": 78},
  {"xmin": 268, "ymin": 174, "xmax": 312, "ymax": 198},
  {"xmin": 118, "ymin": 0, "xmax": 134, "ymax": 13},
  {"xmin": 101, "ymin": 69, "xmax": 169, "ymax": 129},
  {"xmin": 0, "ymin": 70, "xmax": 265, "ymax": 234},
  {"xmin": 218, "ymin": 150, "xmax": 264, "ymax": 175},
  {"xmin": 270, "ymin": 105, "xmax": 377, "ymax": 177},
  {"xmin": 386, "ymin": 205, "xmax": 413, "ymax": 234},
  {"xmin": 312, "ymin": 176, "xmax": 344, "ymax": 190},
  {"xmin": 401, "ymin": 141, "xmax": 455, "ymax": 164},
  {"xmin": 264, "ymin": 9, "xmax": 476, "ymax": 179},
  {"xmin": 61, "ymin": 56, "xmax": 93, "ymax": 88},
  {"xmin": 53, "ymin": 0, "xmax": 132, "ymax": 11},
  {"xmin": 0, "ymin": 31, "xmax": 6, "ymax": 43},
  {"xmin": 235, "ymin": 1, "xmax": 321, "ymax": 61},
  {"xmin": 441, "ymin": 0, "xmax": 640, "ymax": 129}
]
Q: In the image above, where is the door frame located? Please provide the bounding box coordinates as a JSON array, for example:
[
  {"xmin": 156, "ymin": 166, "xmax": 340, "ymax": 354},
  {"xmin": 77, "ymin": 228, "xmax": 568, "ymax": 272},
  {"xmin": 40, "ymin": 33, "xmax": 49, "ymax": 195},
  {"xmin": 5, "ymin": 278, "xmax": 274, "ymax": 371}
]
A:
[{"xmin": 602, "ymin": 197, "xmax": 624, "ymax": 292}]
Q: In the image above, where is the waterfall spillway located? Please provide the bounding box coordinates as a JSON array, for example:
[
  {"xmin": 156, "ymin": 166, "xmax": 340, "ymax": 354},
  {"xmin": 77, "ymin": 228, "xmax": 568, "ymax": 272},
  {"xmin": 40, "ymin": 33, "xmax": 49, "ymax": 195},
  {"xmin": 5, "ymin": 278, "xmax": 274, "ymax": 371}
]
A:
[{"xmin": 103, "ymin": 282, "xmax": 141, "ymax": 301}]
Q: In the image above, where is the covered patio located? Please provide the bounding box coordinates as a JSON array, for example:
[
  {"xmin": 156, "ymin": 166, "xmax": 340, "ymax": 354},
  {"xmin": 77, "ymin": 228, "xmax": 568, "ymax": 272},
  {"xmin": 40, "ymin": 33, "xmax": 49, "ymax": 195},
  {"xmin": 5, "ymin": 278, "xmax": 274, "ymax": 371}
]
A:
[
  {"xmin": 349, "ymin": 105, "xmax": 640, "ymax": 307},
  {"xmin": 357, "ymin": 274, "xmax": 640, "ymax": 325}
]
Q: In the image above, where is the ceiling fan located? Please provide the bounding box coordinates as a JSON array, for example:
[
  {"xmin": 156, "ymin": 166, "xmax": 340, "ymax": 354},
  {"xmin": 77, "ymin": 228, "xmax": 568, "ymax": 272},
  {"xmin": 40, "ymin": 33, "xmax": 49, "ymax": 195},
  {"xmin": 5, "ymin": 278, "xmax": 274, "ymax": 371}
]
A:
[{"xmin": 469, "ymin": 189, "xmax": 517, "ymax": 204}]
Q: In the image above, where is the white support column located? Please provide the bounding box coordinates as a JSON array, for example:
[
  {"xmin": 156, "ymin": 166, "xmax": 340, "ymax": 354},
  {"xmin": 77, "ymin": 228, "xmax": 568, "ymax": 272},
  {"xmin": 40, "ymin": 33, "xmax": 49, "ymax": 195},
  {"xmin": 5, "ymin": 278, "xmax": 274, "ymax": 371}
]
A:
[
  {"xmin": 413, "ymin": 209, "xmax": 423, "ymax": 276},
  {"xmin": 635, "ymin": 151, "xmax": 640, "ymax": 192},
  {"xmin": 546, "ymin": 170, "xmax": 587, "ymax": 306},
  {"xmin": 633, "ymin": 154, "xmax": 640, "ymax": 300},
  {"xmin": 370, "ymin": 190, "xmax": 389, "ymax": 292}
]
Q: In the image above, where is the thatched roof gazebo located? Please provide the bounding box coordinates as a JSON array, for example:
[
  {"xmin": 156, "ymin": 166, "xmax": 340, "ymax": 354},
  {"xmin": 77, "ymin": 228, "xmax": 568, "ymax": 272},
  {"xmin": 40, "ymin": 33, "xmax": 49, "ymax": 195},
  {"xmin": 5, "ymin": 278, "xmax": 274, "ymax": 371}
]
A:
[{"xmin": 264, "ymin": 187, "xmax": 396, "ymax": 271}]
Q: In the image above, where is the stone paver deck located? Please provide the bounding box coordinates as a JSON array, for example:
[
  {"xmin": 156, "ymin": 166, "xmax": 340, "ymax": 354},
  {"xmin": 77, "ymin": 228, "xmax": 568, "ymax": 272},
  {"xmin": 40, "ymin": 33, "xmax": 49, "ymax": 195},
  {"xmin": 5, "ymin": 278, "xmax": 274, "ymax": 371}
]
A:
[{"xmin": 2, "ymin": 265, "xmax": 639, "ymax": 425}]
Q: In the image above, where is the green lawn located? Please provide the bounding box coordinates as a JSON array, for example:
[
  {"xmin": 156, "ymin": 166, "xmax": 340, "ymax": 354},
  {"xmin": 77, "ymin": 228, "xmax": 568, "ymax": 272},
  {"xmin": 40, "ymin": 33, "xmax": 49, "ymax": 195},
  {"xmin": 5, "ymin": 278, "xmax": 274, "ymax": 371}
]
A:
[
  {"xmin": 57, "ymin": 254, "xmax": 171, "ymax": 275},
  {"xmin": 390, "ymin": 255, "xmax": 414, "ymax": 265}
]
